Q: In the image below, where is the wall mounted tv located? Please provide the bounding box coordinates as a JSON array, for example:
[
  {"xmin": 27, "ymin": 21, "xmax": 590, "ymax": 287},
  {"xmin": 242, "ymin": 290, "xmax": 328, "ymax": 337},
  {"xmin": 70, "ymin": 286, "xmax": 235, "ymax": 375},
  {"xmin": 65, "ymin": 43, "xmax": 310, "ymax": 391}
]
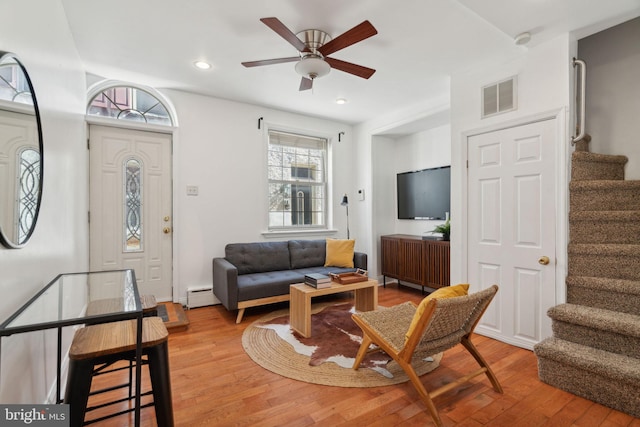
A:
[{"xmin": 397, "ymin": 166, "xmax": 451, "ymax": 220}]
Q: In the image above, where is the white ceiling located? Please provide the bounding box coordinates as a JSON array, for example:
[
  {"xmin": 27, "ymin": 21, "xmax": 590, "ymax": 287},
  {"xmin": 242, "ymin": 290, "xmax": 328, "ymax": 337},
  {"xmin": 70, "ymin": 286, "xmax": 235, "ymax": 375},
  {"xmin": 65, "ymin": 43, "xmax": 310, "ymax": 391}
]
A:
[{"xmin": 60, "ymin": 0, "xmax": 640, "ymax": 125}]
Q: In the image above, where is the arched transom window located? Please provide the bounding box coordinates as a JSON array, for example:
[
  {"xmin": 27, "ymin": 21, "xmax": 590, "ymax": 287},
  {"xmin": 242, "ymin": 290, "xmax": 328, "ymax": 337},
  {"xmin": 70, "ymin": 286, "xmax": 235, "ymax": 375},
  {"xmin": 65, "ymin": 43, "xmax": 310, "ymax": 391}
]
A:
[{"xmin": 87, "ymin": 86, "xmax": 172, "ymax": 126}]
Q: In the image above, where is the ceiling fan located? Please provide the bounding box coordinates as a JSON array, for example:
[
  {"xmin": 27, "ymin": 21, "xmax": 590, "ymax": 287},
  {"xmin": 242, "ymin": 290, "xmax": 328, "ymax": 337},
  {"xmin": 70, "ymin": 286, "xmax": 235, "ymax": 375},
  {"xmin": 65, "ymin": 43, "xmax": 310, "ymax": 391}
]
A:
[{"xmin": 242, "ymin": 17, "xmax": 377, "ymax": 91}]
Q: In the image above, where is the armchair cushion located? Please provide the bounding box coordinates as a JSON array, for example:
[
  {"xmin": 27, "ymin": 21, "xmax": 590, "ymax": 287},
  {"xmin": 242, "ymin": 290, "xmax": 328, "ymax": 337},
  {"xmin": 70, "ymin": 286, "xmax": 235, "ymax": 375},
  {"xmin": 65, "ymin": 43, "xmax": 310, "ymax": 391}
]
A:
[{"xmin": 405, "ymin": 284, "xmax": 470, "ymax": 342}]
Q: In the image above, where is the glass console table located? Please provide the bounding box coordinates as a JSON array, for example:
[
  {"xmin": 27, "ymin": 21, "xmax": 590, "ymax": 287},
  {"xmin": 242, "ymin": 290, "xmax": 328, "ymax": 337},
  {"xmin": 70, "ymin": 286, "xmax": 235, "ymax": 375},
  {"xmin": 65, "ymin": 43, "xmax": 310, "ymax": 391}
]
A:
[{"xmin": 0, "ymin": 270, "xmax": 144, "ymax": 426}]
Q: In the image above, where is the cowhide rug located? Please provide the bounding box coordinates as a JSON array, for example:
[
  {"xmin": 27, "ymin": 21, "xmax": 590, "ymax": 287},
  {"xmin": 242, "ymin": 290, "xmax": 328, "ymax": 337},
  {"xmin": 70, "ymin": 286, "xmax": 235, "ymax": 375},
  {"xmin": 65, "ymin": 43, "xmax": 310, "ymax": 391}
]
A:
[{"xmin": 257, "ymin": 302, "xmax": 434, "ymax": 378}]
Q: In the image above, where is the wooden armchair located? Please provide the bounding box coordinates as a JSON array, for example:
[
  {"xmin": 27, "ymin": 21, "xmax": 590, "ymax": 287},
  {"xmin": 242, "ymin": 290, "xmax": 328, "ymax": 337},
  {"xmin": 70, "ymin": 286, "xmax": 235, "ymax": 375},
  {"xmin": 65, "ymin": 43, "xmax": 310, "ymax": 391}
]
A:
[{"xmin": 352, "ymin": 284, "xmax": 502, "ymax": 427}]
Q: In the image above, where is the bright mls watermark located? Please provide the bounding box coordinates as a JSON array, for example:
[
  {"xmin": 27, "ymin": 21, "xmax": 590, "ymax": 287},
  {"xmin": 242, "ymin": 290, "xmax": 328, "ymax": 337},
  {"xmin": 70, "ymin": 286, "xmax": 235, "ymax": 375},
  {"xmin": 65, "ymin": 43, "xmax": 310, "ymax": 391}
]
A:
[{"xmin": 1, "ymin": 405, "xmax": 69, "ymax": 426}]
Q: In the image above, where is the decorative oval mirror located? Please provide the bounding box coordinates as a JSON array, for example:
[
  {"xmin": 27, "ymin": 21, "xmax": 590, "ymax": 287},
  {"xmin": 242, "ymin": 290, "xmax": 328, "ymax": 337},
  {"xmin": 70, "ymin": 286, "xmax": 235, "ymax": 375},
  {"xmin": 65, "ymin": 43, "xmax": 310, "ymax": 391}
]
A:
[{"xmin": 0, "ymin": 51, "xmax": 43, "ymax": 248}]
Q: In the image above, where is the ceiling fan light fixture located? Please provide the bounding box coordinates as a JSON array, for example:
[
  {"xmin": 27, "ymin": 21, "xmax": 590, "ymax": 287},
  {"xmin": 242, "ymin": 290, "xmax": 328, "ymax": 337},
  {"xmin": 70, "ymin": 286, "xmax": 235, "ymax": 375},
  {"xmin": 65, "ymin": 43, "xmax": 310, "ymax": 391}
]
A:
[{"xmin": 295, "ymin": 56, "xmax": 330, "ymax": 79}]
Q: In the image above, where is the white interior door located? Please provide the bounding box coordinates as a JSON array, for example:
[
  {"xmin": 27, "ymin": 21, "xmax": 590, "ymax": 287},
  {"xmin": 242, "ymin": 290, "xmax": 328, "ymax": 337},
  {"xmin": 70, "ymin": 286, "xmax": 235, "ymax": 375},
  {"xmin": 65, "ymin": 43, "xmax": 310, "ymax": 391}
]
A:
[
  {"xmin": 89, "ymin": 125, "xmax": 173, "ymax": 300},
  {"xmin": 467, "ymin": 118, "xmax": 556, "ymax": 350}
]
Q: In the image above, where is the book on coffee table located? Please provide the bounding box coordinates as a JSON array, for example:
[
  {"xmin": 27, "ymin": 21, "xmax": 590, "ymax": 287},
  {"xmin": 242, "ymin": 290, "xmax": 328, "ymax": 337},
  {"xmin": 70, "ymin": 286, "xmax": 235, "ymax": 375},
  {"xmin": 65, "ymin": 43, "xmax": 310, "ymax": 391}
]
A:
[{"xmin": 304, "ymin": 273, "xmax": 331, "ymax": 288}]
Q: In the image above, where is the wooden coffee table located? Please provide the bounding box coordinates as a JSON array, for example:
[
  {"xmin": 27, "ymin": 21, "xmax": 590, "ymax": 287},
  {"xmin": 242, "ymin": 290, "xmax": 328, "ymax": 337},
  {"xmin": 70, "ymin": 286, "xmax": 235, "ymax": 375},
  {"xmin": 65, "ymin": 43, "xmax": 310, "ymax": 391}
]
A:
[{"xmin": 289, "ymin": 278, "xmax": 378, "ymax": 338}]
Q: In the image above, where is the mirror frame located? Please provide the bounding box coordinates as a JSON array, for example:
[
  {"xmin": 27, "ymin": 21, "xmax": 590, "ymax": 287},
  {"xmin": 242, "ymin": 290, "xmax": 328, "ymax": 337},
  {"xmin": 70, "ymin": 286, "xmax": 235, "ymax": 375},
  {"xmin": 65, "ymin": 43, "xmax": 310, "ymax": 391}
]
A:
[{"xmin": 0, "ymin": 51, "xmax": 44, "ymax": 249}]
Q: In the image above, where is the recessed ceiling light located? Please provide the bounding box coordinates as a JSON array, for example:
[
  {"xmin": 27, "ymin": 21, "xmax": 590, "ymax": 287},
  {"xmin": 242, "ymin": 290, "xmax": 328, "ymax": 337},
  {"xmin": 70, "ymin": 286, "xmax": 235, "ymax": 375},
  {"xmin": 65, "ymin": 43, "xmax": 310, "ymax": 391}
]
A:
[
  {"xmin": 193, "ymin": 61, "xmax": 212, "ymax": 70},
  {"xmin": 336, "ymin": 98, "xmax": 347, "ymax": 105}
]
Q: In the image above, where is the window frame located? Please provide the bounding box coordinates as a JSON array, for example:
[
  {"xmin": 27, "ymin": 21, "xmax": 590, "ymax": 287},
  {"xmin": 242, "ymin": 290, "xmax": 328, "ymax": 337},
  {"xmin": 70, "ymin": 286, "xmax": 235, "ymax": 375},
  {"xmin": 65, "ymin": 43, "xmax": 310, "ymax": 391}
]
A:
[
  {"xmin": 86, "ymin": 84, "xmax": 174, "ymax": 127},
  {"xmin": 266, "ymin": 126, "xmax": 331, "ymax": 233}
]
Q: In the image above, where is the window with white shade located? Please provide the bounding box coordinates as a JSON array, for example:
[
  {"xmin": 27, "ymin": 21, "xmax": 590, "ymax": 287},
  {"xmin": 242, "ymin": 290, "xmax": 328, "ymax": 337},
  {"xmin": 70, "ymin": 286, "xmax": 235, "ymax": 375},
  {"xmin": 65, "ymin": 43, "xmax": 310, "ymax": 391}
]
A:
[{"xmin": 267, "ymin": 129, "xmax": 328, "ymax": 231}]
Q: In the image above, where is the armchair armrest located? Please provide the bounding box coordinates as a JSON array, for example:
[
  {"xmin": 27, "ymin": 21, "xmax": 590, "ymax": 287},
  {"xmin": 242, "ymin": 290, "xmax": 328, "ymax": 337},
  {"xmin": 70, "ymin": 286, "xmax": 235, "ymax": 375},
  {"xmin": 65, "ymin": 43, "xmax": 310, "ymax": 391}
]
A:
[{"xmin": 212, "ymin": 257, "xmax": 239, "ymax": 310}]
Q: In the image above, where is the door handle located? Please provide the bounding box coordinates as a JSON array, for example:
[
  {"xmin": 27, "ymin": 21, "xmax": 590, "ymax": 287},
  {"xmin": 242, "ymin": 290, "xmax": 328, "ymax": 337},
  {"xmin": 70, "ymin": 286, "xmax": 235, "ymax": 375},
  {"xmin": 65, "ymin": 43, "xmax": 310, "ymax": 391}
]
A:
[
  {"xmin": 163, "ymin": 227, "xmax": 171, "ymax": 234},
  {"xmin": 538, "ymin": 256, "xmax": 550, "ymax": 265}
]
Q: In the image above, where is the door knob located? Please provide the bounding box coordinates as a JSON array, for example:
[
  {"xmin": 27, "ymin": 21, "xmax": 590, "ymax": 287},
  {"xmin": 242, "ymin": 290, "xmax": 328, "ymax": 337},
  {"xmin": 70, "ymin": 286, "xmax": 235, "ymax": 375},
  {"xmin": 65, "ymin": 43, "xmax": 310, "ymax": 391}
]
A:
[
  {"xmin": 538, "ymin": 256, "xmax": 550, "ymax": 265},
  {"xmin": 163, "ymin": 227, "xmax": 171, "ymax": 234}
]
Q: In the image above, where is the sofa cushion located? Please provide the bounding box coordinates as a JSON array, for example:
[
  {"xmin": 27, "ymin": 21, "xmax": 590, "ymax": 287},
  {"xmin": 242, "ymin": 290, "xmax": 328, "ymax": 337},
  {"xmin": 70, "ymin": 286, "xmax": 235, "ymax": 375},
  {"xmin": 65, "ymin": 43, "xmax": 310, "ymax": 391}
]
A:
[
  {"xmin": 324, "ymin": 238, "xmax": 355, "ymax": 268},
  {"xmin": 237, "ymin": 270, "xmax": 305, "ymax": 301},
  {"xmin": 289, "ymin": 240, "xmax": 326, "ymax": 269},
  {"xmin": 225, "ymin": 241, "xmax": 290, "ymax": 275}
]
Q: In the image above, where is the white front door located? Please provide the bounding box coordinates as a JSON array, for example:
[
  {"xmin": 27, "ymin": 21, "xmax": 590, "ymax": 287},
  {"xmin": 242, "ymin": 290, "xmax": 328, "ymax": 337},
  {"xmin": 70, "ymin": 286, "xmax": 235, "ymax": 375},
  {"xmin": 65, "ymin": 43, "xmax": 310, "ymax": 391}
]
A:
[
  {"xmin": 89, "ymin": 125, "xmax": 173, "ymax": 300},
  {"xmin": 467, "ymin": 118, "xmax": 557, "ymax": 350}
]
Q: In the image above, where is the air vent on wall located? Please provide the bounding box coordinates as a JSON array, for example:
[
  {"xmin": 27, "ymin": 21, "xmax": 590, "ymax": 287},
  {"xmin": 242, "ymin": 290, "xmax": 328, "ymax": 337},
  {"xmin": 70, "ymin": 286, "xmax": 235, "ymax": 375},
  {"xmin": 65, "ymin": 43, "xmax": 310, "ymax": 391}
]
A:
[{"xmin": 482, "ymin": 76, "xmax": 517, "ymax": 118}]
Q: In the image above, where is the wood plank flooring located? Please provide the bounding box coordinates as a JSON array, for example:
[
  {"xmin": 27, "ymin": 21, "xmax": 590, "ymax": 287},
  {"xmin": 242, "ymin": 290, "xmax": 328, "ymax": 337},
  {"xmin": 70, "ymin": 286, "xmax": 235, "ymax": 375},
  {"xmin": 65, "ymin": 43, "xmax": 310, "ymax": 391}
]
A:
[{"xmin": 85, "ymin": 284, "xmax": 640, "ymax": 426}]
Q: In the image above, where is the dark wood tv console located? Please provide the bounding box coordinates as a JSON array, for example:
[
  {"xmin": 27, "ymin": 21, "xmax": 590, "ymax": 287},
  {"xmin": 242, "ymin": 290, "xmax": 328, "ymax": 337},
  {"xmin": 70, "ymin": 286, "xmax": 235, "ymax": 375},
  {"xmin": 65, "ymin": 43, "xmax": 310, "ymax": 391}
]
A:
[{"xmin": 380, "ymin": 234, "xmax": 450, "ymax": 293}]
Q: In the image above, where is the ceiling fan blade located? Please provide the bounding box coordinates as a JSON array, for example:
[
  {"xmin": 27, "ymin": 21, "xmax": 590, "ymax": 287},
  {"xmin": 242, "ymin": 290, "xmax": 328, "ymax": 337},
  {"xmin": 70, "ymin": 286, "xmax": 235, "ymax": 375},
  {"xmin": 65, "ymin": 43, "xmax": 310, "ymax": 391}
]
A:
[
  {"xmin": 325, "ymin": 58, "xmax": 376, "ymax": 79},
  {"xmin": 241, "ymin": 57, "xmax": 300, "ymax": 67},
  {"xmin": 260, "ymin": 17, "xmax": 309, "ymax": 52},
  {"xmin": 299, "ymin": 77, "xmax": 313, "ymax": 91},
  {"xmin": 318, "ymin": 20, "xmax": 377, "ymax": 56}
]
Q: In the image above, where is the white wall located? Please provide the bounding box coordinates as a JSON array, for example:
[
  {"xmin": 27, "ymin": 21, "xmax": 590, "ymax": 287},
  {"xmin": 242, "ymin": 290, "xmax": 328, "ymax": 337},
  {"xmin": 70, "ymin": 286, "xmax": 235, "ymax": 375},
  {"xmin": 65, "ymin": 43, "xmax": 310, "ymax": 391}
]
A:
[
  {"xmin": 372, "ymin": 135, "xmax": 396, "ymax": 244},
  {"xmin": 369, "ymin": 125, "xmax": 451, "ymax": 278},
  {"xmin": 353, "ymin": 100, "xmax": 450, "ymax": 280},
  {"xmin": 579, "ymin": 17, "xmax": 640, "ymax": 179},
  {"xmin": 390, "ymin": 126, "xmax": 451, "ymax": 237},
  {"xmin": 163, "ymin": 89, "xmax": 354, "ymax": 302},
  {"xmin": 450, "ymin": 34, "xmax": 574, "ymax": 288},
  {"xmin": 373, "ymin": 126, "xmax": 452, "ymax": 238},
  {"xmin": 0, "ymin": 0, "xmax": 88, "ymax": 403}
]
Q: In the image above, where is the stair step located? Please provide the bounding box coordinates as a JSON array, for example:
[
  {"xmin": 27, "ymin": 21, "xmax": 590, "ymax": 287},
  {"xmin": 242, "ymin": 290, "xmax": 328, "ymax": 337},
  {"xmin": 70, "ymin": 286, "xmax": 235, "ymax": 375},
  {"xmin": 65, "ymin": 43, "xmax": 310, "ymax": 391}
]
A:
[
  {"xmin": 548, "ymin": 304, "xmax": 640, "ymax": 358},
  {"xmin": 534, "ymin": 337, "xmax": 640, "ymax": 417},
  {"xmin": 570, "ymin": 180, "xmax": 640, "ymax": 211},
  {"xmin": 566, "ymin": 276, "xmax": 640, "ymax": 315},
  {"xmin": 568, "ymin": 243, "xmax": 640, "ymax": 280},
  {"xmin": 571, "ymin": 151, "xmax": 627, "ymax": 181},
  {"xmin": 570, "ymin": 210, "xmax": 640, "ymax": 244}
]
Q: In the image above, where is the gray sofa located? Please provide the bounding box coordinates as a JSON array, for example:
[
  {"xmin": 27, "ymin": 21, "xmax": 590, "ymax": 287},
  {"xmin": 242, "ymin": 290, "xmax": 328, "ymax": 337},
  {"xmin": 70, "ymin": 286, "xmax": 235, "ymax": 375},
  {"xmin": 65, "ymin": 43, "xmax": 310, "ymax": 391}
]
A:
[{"xmin": 212, "ymin": 239, "xmax": 367, "ymax": 323}]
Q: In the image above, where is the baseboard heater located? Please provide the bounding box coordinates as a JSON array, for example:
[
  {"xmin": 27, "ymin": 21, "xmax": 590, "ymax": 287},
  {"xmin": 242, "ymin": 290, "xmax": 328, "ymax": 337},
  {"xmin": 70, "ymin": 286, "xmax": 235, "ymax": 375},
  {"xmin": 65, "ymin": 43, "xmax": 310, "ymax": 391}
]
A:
[{"xmin": 187, "ymin": 285, "xmax": 219, "ymax": 309}]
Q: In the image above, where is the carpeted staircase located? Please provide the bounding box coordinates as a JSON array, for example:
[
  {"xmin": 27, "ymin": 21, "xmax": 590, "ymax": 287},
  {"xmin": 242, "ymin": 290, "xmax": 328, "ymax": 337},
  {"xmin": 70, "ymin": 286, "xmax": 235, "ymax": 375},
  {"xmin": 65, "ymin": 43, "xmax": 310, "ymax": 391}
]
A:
[{"xmin": 534, "ymin": 144, "xmax": 640, "ymax": 417}]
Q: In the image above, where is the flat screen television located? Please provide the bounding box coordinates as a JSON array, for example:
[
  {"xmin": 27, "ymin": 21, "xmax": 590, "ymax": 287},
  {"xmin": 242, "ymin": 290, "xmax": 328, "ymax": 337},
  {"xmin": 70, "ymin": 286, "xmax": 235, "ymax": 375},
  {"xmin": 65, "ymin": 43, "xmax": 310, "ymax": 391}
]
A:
[{"xmin": 397, "ymin": 166, "xmax": 450, "ymax": 220}]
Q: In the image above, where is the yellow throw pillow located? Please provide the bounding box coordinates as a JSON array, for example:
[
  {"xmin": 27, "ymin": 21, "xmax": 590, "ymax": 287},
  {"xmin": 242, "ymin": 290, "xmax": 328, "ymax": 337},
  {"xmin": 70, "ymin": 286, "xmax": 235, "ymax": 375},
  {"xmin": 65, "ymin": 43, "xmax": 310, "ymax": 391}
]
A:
[
  {"xmin": 405, "ymin": 284, "xmax": 470, "ymax": 343},
  {"xmin": 324, "ymin": 238, "xmax": 355, "ymax": 268}
]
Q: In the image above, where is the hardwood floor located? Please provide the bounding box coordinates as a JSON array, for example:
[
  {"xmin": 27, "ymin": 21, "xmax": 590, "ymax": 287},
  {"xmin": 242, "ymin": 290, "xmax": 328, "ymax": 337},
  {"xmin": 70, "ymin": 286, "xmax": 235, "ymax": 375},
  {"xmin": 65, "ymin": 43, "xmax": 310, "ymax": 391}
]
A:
[{"xmin": 86, "ymin": 284, "xmax": 639, "ymax": 426}]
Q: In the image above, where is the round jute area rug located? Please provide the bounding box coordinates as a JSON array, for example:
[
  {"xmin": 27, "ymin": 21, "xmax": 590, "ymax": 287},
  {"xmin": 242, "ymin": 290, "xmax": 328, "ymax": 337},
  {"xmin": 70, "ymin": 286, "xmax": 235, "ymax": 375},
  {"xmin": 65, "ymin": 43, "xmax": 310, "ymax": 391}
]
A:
[{"xmin": 242, "ymin": 303, "xmax": 442, "ymax": 388}]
